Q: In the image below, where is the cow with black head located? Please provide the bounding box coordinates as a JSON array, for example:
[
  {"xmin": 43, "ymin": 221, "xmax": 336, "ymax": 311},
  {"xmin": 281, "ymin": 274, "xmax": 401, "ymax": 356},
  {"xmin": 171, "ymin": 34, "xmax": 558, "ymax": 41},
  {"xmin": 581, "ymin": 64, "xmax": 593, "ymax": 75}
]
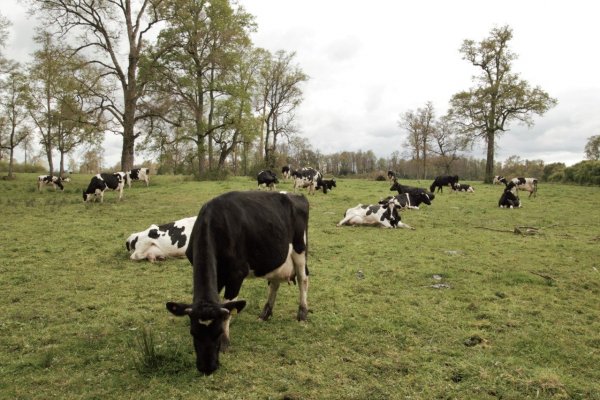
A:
[
  {"xmin": 257, "ymin": 170, "xmax": 279, "ymax": 190},
  {"xmin": 498, "ymin": 188, "xmax": 521, "ymax": 208}
]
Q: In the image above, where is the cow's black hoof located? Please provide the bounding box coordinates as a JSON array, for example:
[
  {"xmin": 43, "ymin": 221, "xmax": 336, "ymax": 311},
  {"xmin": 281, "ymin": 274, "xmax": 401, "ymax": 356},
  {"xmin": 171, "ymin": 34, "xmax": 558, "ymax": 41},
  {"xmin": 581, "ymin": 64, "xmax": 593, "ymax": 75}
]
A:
[{"xmin": 297, "ymin": 306, "xmax": 308, "ymax": 321}]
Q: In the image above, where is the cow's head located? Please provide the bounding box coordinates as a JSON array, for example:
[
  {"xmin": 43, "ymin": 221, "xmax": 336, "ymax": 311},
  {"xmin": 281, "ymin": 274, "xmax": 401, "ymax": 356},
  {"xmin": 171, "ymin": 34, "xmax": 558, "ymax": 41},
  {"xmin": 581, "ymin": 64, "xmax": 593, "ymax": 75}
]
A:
[
  {"xmin": 82, "ymin": 191, "xmax": 91, "ymax": 202},
  {"xmin": 166, "ymin": 300, "xmax": 246, "ymax": 375},
  {"xmin": 420, "ymin": 192, "xmax": 432, "ymax": 205}
]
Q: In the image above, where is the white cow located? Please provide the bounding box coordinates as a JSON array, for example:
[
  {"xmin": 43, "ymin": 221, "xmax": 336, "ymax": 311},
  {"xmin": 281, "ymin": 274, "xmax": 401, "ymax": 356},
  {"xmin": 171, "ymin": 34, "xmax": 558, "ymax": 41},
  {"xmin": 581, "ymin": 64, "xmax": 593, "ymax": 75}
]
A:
[
  {"xmin": 337, "ymin": 196, "xmax": 414, "ymax": 229},
  {"xmin": 126, "ymin": 217, "xmax": 197, "ymax": 261}
]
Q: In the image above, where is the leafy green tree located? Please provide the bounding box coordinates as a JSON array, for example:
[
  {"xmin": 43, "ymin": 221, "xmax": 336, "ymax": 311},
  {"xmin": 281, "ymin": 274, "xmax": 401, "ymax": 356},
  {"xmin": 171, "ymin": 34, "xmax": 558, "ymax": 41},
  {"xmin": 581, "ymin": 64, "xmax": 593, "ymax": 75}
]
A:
[
  {"xmin": 0, "ymin": 63, "xmax": 31, "ymax": 178},
  {"xmin": 584, "ymin": 135, "xmax": 600, "ymax": 160},
  {"xmin": 33, "ymin": 0, "xmax": 165, "ymax": 171},
  {"xmin": 449, "ymin": 25, "xmax": 557, "ymax": 183}
]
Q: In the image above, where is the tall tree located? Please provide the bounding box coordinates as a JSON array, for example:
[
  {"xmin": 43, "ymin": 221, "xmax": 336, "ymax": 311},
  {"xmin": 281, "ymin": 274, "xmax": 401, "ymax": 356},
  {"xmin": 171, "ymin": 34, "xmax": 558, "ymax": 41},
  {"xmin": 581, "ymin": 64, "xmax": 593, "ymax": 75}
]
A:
[
  {"xmin": 448, "ymin": 25, "xmax": 557, "ymax": 183},
  {"xmin": 399, "ymin": 101, "xmax": 435, "ymax": 179},
  {"xmin": 430, "ymin": 115, "xmax": 466, "ymax": 174},
  {"xmin": 584, "ymin": 135, "xmax": 600, "ymax": 160},
  {"xmin": 33, "ymin": 0, "xmax": 165, "ymax": 171},
  {"xmin": 148, "ymin": 0, "xmax": 254, "ymax": 177},
  {"xmin": 257, "ymin": 50, "xmax": 308, "ymax": 169},
  {"xmin": 0, "ymin": 63, "xmax": 31, "ymax": 178}
]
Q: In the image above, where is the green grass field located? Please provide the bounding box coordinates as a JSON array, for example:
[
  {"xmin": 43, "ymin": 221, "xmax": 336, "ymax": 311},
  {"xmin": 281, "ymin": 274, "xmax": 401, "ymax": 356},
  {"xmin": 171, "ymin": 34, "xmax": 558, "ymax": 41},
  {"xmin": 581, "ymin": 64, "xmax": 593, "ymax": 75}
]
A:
[{"xmin": 1, "ymin": 173, "xmax": 599, "ymax": 399}]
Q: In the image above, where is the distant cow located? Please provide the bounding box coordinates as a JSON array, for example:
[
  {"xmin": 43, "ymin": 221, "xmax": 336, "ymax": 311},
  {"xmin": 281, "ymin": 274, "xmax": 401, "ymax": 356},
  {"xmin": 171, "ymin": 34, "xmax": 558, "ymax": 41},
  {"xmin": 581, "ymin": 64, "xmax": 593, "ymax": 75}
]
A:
[
  {"xmin": 430, "ymin": 175, "xmax": 459, "ymax": 193},
  {"xmin": 452, "ymin": 183, "xmax": 475, "ymax": 193},
  {"xmin": 387, "ymin": 170, "xmax": 397, "ymax": 181},
  {"xmin": 498, "ymin": 188, "xmax": 521, "ymax": 208},
  {"xmin": 126, "ymin": 217, "xmax": 197, "ymax": 262},
  {"xmin": 393, "ymin": 191, "xmax": 434, "ymax": 210},
  {"xmin": 281, "ymin": 165, "xmax": 291, "ymax": 179},
  {"xmin": 126, "ymin": 168, "xmax": 150, "ymax": 188},
  {"xmin": 503, "ymin": 177, "xmax": 538, "ymax": 198},
  {"xmin": 37, "ymin": 175, "xmax": 70, "ymax": 192},
  {"xmin": 316, "ymin": 178, "xmax": 336, "ymax": 193},
  {"xmin": 337, "ymin": 196, "xmax": 414, "ymax": 229},
  {"xmin": 257, "ymin": 170, "xmax": 279, "ymax": 190},
  {"xmin": 292, "ymin": 167, "xmax": 324, "ymax": 194},
  {"xmin": 83, "ymin": 173, "xmax": 125, "ymax": 202},
  {"xmin": 166, "ymin": 191, "xmax": 310, "ymax": 375},
  {"xmin": 493, "ymin": 175, "xmax": 504, "ymax": 185}
]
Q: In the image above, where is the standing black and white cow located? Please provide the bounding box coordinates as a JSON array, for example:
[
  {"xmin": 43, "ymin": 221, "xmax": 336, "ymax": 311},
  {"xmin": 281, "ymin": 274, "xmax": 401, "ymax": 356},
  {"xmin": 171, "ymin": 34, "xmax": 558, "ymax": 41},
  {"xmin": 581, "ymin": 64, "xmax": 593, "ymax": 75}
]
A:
[
  {"xmin": 166, "ymin": 191, "xmax": 310, "ymax": 375},
  {"xmin": 430, "ymin": 175, "xmax": 459, "ymax": 193},
  {"xmin": 281, "ymin": 165, "xmax": 292, "ymax": 179},
  {"xmin": 292, "ymin": 167, "xmax": 324, "ymax": 194},
  {"xmin": 37, "ymin": 175, "xmax": 70, "ymax": 192},
  {"xmin": 393, "ymin": 191, "xmax": 434, "ymax": 209},
  {"xmin": 126, "ymin": 216, "xmax": 197, "ymax": 262},
  {"xmin": 337, "ymin": 196, "xmax": 414, "ymax": 229},
  {"xmin": 501, "ymin": 177, "xmax": 538, "ymax": 198},
  {"xmin": 498, "ymin": 188, "xmax": 521, "ymax": 208},
  {"xmin": 257, "ymin": 170, "xmax": 279, "ymax": 190},
  {"xmin": 82, "ymin": 173, "xmax": 125, "ymax": 202},
  {"xmin": 126, "ymin": 168, "xmax": 150, "ymax": 188}
]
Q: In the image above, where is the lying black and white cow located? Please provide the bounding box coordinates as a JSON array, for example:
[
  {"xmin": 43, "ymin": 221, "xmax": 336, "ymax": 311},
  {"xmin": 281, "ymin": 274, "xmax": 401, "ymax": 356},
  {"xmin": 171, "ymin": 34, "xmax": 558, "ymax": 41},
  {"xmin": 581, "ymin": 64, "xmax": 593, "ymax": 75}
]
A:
[
  {"xmin": 126, "ymin": 216, "xmax": 197, "ymax": 262},
  {"xmin": 316, "ymin": 178, "xmax": 336, "ymax": 192},
  {"xmin": 498, "ymin": 188, "xmax": 521, "ymax": 208},
  {"xmin": 126, "ymin": 168, "xmax": 150, "ymax": 188},
  {"xmin": 393, "ymin": 191, "xmax": 433, "ymax": 209},
  {"xmin": 257, "ymin": 169, "xmax": 279, "ymax": 190},
  {"xmin": 83, "ymin": 172, "xmax": 125, "ymax": 202},
  {"xmin": 166, "ymin": 191, "xmax": 310, "ymax": 375},
  {"xmin": 37, "ymin": 175, "xmax": 70, "ymax": 192},
  {"xmin": 501, "ymin": 177, "xmax": 538, "ymax": 198},
  {"xmin": 292, "ymin": 167, "xmax": 324, "ymax": 194},
  {"xmin": 430, "ymin": 175, "xmax": 459, "ymax": 193},
  {"xmin": 337, "ymin": 196, "xmax": 414, "ymax": 229},
  {"xmin": 452, "ymin": 183, "xmax": 475, "ymax": 193},
  {"xmin": 390, "ymin": 178, "xmax": 431, "ymax": 198}
]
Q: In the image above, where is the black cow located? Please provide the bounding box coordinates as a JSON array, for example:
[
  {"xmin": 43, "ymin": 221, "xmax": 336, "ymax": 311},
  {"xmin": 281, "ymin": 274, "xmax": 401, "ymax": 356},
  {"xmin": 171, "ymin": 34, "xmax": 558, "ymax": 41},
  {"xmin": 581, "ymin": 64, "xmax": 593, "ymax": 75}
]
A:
[
  {"xmin": 257, "ymin": 170, "xmax": 279, "ymax": 190},
  {"xmin": 316, "ymin": 178, "xmax": 336, "ymax": 193},
  {"xmin": 281, "ymin": 165, "xmax": 291, "ymax": 179},
  {"xmin": 389, "ymin": 179, "xmax": 432, "ymax": 198},
  {"xmin": 37, "ymin": 175, "xmax": 70, "ymax": 192},
  {"xmin": 83, "ymin": 172, "xmax": 125, "ymax": 202},
  {"xmin": 393, "ymin": 191, "xmax": 433, "ymax": 209},
  {"xmin": 498, "ymin": 188, "xmax": 521, "ymax": 208},
  {"xmin": 166, "ymin": 191, "xmax": 310, "ymax": 375},
  {"xmin": 292, "ymin": 167, "xmax": 324, "ymax": 194},
  {"xmin": 430, "ymin": 175, "xmax": 459, "ymax": 193},
  {"xmin": 387, "ymin": 170, "xmax": 397, "ymax": 181},
  {"xmin": 126, "ymin": 168, "xmax": 150, "ymax": 188}
]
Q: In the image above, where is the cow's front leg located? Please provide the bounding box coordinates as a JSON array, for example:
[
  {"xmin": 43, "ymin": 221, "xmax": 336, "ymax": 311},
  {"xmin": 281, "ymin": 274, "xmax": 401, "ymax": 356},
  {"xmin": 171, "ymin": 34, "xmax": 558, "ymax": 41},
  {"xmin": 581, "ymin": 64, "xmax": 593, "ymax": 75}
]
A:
[{"xmin": 259, "ymin": 281, "xmax": 280, "ymax": 321}]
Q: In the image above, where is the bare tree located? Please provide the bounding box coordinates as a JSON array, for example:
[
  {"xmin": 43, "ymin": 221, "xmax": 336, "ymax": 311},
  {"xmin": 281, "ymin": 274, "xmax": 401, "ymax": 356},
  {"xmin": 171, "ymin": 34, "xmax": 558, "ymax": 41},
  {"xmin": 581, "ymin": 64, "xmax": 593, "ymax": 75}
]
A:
[
  {"xmin": 32, "ymin": 0, "xmax": 165, "ymax": 171},
  {"xmin": 399, "ymin": 101, "xmax": 435, "ymax": 179}
]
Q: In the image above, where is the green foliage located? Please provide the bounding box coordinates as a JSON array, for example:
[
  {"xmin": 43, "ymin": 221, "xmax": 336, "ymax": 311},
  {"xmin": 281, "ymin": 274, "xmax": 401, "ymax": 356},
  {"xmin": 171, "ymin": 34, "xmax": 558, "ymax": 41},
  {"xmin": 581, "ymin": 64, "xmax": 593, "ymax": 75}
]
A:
[
  {"xmin": 1, "ymin": 174, "xmax": 599, "ymax": 399},
  {"xmin": 563, "ymin": 160, "xmax": 600, "ymax": 185},
  {"xmin": 0, "ymin": 160, "xmax": 46, "ymax": 173}
]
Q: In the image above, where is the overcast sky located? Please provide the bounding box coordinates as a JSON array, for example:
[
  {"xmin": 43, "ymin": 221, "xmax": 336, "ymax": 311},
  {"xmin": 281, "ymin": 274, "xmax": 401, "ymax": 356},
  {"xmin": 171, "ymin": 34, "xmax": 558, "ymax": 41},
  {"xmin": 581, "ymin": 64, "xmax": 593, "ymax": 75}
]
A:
[{"xmin": 3, "ymin": 0, "xmax": 600, "ymax": 168}]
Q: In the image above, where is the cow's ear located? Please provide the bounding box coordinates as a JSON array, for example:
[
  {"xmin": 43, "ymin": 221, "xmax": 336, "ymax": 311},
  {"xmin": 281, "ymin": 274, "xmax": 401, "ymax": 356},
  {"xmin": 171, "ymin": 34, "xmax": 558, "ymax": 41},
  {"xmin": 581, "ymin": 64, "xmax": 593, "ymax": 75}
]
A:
[
  {"xmin": 223, "ymin": 300, "xmax": 246, "ymax": 315},
  {"xmin": 166, "ymin": 302, "xmax": 192, "ymax": 316}
]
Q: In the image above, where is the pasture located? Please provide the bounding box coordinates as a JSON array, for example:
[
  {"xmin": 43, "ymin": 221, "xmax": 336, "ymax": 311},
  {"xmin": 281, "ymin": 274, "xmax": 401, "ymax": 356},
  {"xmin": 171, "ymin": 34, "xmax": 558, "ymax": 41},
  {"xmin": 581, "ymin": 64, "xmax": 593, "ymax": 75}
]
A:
[{"xmin": 1, "ymin": 173, "xmax": 599, "ymax": 399}]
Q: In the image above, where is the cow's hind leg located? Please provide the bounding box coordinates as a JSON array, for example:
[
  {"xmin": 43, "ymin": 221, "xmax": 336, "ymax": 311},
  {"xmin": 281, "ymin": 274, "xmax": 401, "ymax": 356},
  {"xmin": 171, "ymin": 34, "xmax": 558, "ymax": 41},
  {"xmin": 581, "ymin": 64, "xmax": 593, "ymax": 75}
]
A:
[
  {"xmin": 292, "ymin": 250, "xmax": 309, "ymax": 321},
  {"xmin": 259, "ymin": 281, "xmax": 280, "ymax": 321}
]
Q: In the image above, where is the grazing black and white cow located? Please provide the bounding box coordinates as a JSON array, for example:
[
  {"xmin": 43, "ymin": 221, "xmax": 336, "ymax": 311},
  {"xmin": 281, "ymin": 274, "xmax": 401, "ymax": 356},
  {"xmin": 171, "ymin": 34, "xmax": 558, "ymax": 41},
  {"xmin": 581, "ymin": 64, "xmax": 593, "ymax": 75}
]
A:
[
  {"xmin": 126, "ymin": 168, "xmax": 150, "ymax": 188},
  {"xmin": 389, "ymin": 178, "xmax": 431, "ymax": 198},
  {"xmin": 337, "ymin": 196, "xmax": 414, "ymax": 229},
  {"xmin": 393, "ymin": 191, "xmax": 434, "ymax": 209},
  {"xmin": 430, "ymin": 175, "xmax": 459, "ymax": 193},
  {"xmin": 82, "ymin": 173, "xmax": 125, "ymax": 202},
  {"xmin": 281, "ymin": 165, "xmax": 292, "ymax": 179},
  {"xmin": 166, "ymin": 191, "xmax": 310, "ymax": 375},
  {"xmin": 126, "ymin": 217, "xmax": 197, "ymax": 262},
  {"xmin": 502, "ymin": 177, "xmax": 538, "ymax": 198},
  {"xmin": 493, "ymin": 175, "xmax": 504, "ymax": 185},
  {"xmin": 316, "ymin": 178, "xmax": 336, "ymax": 192},
  {"xmin": 292, "ymin": 167, "xmax": 324, "ymax": 194},
  {"xmin": 452, "ymin": 183, "xmax": 475, "ymax": 193},
  {"xmin": 37, "ymin": 175, "xmax": 70, "ymax": 192},
  {"xmin": 498, "ymin": 188, "xmax": 521, "ymax": 208},
  {"xmin": 257, "ymin": 170, "xmax": 279, "ymax": 191}
]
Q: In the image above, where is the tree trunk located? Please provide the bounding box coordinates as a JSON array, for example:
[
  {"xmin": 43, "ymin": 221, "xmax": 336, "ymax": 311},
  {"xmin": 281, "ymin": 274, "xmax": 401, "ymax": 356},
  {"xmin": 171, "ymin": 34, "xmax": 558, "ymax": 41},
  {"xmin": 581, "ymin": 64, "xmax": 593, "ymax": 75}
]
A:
[{"xmin": 484, "ymin": 130, "xmax": 495, "ymax": 183}]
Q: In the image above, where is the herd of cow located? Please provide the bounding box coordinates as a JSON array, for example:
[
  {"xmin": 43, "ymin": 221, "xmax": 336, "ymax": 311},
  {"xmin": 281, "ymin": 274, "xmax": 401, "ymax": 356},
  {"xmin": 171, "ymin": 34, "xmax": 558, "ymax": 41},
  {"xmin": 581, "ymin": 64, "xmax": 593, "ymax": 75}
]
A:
[{"xmin": 37, "ymin": 165, "xmax": 539, "ymax": 375}]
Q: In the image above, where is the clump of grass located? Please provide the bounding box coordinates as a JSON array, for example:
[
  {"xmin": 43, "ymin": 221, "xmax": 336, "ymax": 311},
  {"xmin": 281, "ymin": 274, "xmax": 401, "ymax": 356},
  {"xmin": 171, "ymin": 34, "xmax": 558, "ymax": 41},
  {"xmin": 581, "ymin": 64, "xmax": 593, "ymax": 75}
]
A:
[{"xmin": 130, "ymin": 327, "xmax": 191, "ymax": 375}]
